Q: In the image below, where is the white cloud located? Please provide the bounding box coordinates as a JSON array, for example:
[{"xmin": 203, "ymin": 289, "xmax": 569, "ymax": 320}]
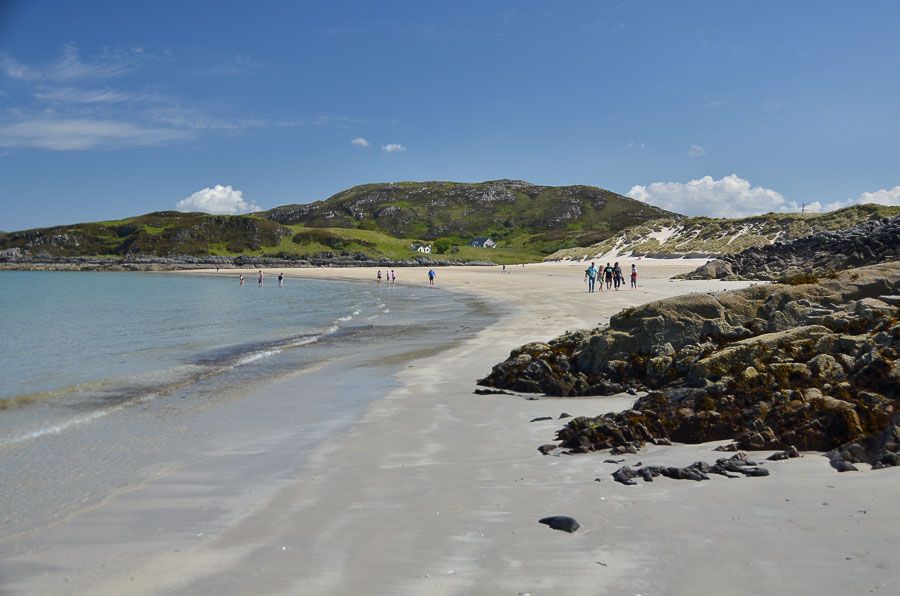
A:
[
  {"xmin": 856, "ymin": 185, "xmax": 900, "ymax": 206},
  {"xmin": 627, "ymin": 174, "xmax": 797, "ymax": 218},
  {"xmin": 351, "ymin": 137, "xmax": 370, "ymax": 147},
  {"xmin": 688, "ymin": 143, "xmax": 706, "ymax": 157},
  {"xmin": 382, "ymin": 143, "xmax": 406, "ymax": 153},
  {"xmin": 0, "ymin": 118, "xmax": 189, "ymax": 150},
  {"xmin": 626, "ymin": 141, "xmax": 645, "ymax": 150},
  {"xmin": 176, "ymin": 185, "xmax": 261, "ymax": 215}
]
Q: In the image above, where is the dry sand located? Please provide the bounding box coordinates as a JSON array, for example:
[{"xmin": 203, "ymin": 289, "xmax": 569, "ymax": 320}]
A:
[{"xmin": 7, "ymin": 260, "xmax": 900, "ymax": 595}]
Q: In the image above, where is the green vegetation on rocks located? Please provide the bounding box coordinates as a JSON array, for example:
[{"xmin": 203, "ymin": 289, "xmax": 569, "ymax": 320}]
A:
[{"xmin": 480, "ymin": 262, "xmax": 900, "ymax": 471}]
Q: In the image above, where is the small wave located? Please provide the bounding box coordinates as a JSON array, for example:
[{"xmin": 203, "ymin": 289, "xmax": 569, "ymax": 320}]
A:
[
  {"xmin": 337, "ymin": 315, "xmax": 353, "ymax": 322},
  {"xmin": 234, "ymin": 348, "xmax": 282, "ymax": 366}
]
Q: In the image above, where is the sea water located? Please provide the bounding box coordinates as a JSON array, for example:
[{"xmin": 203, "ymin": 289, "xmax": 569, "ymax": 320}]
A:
[{"xmin": 0, "ymin": 271, "xmax": 493, "ymax": 538}]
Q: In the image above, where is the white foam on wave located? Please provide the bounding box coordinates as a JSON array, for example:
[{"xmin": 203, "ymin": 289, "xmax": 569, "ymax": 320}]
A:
[{"xmin": 234, "ymin": 348, "xmax": 282, "ymax": 366}]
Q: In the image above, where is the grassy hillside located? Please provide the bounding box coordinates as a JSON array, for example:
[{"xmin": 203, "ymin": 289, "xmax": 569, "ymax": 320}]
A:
[
  {"xmin": 546, "ymin": 204, "xmax": 900, "ymax": 260},
  {"xmin": 1, "ymin": 180, "xmax": 675, "ymax": 264},
  {"xmin": 261, "ymin": 179, "xmax": 675, "ymax": 255}
]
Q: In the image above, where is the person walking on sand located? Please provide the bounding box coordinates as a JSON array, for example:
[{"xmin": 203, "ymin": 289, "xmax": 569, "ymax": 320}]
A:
[
  {"xmin": 427, "ymin": 268, "xmax": 436, "ymax": 286},
  {"xmin": 630, "ymin": 263, "xmax": 638, "ymax": 289},
  {"xmin": 613, "ymin": 262, "xmax": 623, "ymax": 290},
  {"xmin": 584, "ymin": 261, "xmax": 598, "ymax": 293},
  {"xmin": 278, "ymin": 272, "xmax": 284, "ymax": 287},
  {"xmin": 258, "ymin": 270, "xmax": 263, "ymax": 287},
  {"xmin": 604, "ymin": 262, "xmax": 614, "ymax": 291},
  {"xmin": 239, "ymin": 274, "xmax": 244, "ymax": 286}
]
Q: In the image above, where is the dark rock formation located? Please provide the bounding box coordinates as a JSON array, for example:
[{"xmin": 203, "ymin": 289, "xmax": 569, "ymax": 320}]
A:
[
  {"xmin": 480, "ymin": 262, "xmax": 900, "ymax": 471},
  {"xmin": 538, "ymin": 516, "xmax": 580, "ymax": 533},
  {"xmin": 682, "ymin": 215, "xmax": 900, "ymax": 281},
  {"xmin": 611, "ymin": 453, "xmax": 770, "ymax": 485}
]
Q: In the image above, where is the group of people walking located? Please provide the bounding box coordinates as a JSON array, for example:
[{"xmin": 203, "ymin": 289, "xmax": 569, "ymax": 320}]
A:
[{"xmin": 584, "ymin": 261, "xmax": 637, "ymax": 292}]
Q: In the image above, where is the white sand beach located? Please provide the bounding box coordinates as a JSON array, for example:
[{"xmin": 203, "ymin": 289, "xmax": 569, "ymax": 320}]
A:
[{"xmin": 3, "ymin": 260, "xmax": 898, "ymax": 595}]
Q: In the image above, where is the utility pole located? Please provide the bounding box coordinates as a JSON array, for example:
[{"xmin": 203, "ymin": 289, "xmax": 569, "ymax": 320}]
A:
[{"xmin": 801, "ymin": 202, "xmax": 807, "ymax": 214}]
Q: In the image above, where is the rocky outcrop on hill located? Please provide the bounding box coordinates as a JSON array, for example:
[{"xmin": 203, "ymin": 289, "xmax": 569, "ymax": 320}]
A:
[
  {"xmin": 479, "ymin": 262, "xmax": 900, "ymax": 471},
  {"xmin": 683, "ymin": 215, "xmax": 900, "ymax": 281},
  {"xmin": 546, "ymin": 204, "xmax": 900, "ymax": 261}
]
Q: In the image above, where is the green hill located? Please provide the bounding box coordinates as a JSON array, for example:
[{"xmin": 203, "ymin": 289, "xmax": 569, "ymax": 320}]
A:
[
  {"xmin": 0, "ymin": 180, "xmax": 675, "ymax": 264},
  {"xmin": 546, "ymin": 204, "xmax": 900, "ymax": 260}
]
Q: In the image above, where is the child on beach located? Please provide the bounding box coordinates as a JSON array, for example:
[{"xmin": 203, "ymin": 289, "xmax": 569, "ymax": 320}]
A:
[{"xmin": 630, "ymin": 264, "xmax": 638, "ymax": 289}]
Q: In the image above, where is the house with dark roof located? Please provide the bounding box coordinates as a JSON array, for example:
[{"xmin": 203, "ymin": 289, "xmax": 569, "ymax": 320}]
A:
[{"xmin": 471, "ymin": 237, "xmax": 496, "ymax": 248}]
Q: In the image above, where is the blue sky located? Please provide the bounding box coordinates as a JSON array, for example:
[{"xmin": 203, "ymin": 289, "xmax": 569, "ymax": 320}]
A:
[{"xmin": 1, "ymin": 0, "xmax": 899, "ymax": 230}]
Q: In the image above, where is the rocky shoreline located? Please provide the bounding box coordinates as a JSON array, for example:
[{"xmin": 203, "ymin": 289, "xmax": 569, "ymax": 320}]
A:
[
  {"xmin": 479, "ymin": 261, "xmax": 900, "ymax": 473},
  {"xmin": 0, "ymin": 250, "xmax": 494, "ymax": 271},
  {"xmin": 684, "ymin": 214, "xmax": 900, "ymax": 281}
]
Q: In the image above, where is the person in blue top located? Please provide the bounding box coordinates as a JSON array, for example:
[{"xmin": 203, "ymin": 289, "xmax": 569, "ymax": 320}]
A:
[
  {"xmin": 427, "ymin": 269, "xmax": 436, "ymax": 286},
  {"xmin": 584, "ymin": 261, "xmax": 598, "ymax": 293}
]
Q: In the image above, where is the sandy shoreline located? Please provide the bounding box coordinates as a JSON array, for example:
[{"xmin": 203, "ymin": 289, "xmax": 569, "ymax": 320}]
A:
[{"xmin": 4, "ymin": 260, "xmax": 898, "ymax": 595}]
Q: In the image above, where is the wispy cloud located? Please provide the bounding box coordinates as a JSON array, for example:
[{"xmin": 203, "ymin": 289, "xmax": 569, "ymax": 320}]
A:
[
  {"xmin": 382, "ymin": 143, "xmax": 406, "ymax": 153},
  {"xmin": 201, "ymin": 53, "xmax": 261, "ymax": 77},
  {"xmin": 626, "ymin": 141, "xmax": 645, "ymax": 150},
  {"xmin": 351, "ymin": 137, "xmax": 370, "ymax": 147},
  {"xmin": 0, "ymin": 118, "xmax": 189, "ymax": 150},
  {"xmin": 0, "ymin": 45, "xmax": 368, "ymax": 151},
  {"xmin": 46, "ymin": 44, "xmax": 135, "ymax": 81},
  {"xmin": 0, "ymin": 54, "xmax": 39, "ymax": 81},
  {"xmin": 688, "ymin": 143, "xmax": 706, "ymax": 157},
  {"xmin": 34, "ymin": 87, "xmax": 138, "ymax": 104}
]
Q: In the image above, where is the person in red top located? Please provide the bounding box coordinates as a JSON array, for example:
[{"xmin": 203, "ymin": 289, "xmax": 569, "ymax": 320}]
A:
[{"xmin": 630, "ymin": 264, "xmax": 638, "ymax": 289}]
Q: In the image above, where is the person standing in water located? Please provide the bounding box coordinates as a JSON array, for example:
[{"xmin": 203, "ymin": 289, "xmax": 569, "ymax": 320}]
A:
[
  {"xmin": 630, "ymin": 264, "xmax": 638, "ymax": 289},
  {"xmin": 239, "ymin": 274, "xmax": 244, "ymax": 286},
  {"xmin": 427, "ymin": 269, "xmax": 436, "ymax": 286},
  {"xmin": 376, "ymin": 270, "xmax": 382, "ymax": 285},
  {"xmin": 278, "ymin": 272, "xmax": 284, "ymax": 287},
  {"xmin": 390, "ymin": 270, "xmax": 396, "ymax": 286},
  {"xmin": 258, "ymin": 270, "xmax": 263, "ymax": 287}
]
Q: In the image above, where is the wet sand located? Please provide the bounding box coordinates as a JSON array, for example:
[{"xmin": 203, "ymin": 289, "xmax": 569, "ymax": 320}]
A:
[{"xmin": 4, "ymin": 260, "xmax": 898, "ymax": 595}]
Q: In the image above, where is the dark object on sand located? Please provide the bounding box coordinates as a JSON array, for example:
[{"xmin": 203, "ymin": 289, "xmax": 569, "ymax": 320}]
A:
[
  {"xmin": 612, "ymin": 453, "xmax": 770, "ymax": 485},
  {"xmin": 537, "ymin": 444, "xmax": 558, "ymax": 455},
  {"xmin": 473, "ymin": 388, "xmax": 514, "ymax": 395},
  {"xmin": 559, "ymin": 412, "xmax": 572, "ymax": 419},
  {"xmin": 539, "ymin": 516, "xmax": 580, "ymax": 533},
  {"xmin": 530, "ymin": 416, "xmax": 553, "ymax": 422}
]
